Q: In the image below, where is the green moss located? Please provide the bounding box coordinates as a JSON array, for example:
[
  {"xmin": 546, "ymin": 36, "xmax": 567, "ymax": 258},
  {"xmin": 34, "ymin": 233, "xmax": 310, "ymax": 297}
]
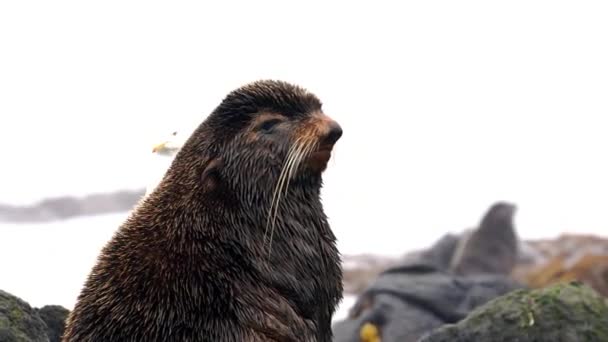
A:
[
  {"xmin": 421, "ymin": 282, "xmax": 608, "ymax": 342},
  {"xmin": 0, "ymin": 316, "xmax": 9, "ymax": 328},
  {"xmin": 10, "ymin": 306, "xmax": 24, "ymax": 321}
]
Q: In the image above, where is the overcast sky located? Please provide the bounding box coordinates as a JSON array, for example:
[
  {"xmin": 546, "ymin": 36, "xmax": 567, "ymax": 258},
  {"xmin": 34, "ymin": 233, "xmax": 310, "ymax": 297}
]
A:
[{"xmin": 1, "ymin": 0, "xmax": 607, "ymax": 254}]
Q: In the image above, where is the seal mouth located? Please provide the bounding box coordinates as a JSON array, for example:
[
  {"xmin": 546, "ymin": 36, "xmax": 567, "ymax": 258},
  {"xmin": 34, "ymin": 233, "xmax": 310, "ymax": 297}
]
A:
[
  {"xmin": 311, "ymin": 145, "xmax": 333, "ymax": 158},
  {"xmin": 307, "ymin": 144, "xmax": 334, "ymax": 170}
]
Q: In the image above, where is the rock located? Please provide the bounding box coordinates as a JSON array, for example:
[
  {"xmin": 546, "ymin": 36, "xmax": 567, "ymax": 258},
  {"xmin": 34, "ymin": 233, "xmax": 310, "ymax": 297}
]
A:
[
  {"xmin": 449, "ymin": 202, "xmax": 518, "ymax": 276},
  {"xmin": 0, "ymin": 290, "xmax": 49, "ymax": 342},
  {"xmin": 332, "ymin": 266, "xmax": 522, "ymax": 342},
  {"xmin": 419, "ymin": 282, "xmax": 608, "ymax": 342},
  {"xmin": 36, "ymin": 306, "xmax": 69, "ymax": 342}
]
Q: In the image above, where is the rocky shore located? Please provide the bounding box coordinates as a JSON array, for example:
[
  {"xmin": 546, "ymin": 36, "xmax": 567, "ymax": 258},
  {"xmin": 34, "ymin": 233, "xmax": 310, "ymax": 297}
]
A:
[{"xmin": 335, "ymin": 202, "xmax": 608, "ymax": 341}]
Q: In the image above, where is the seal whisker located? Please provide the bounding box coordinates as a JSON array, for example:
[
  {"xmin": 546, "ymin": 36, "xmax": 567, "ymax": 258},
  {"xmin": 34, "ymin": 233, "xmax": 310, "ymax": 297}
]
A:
[
  {"xmin": 265, "ymin": 156, "xmax": 298, "ymax": 255},
  {"xmin": 278, "ymin": 138, "xmax": 315, "ymax": 208},
  {"xmin": 266, "ymin": 138, "xmax": 319, "ymax": 255},
  {"xmin": 267, "ymin": 141, "xmax": 301, "ymax": 226},
  {"xmin": 264, "ymin": 156, "xmax": 291, "ymax": 245},
  {"xmin": 264, "ymin": 139, "xmax": 304, "ymax": 250},
  {"xmin": 283, "ymin": 138, "xmax": 315, "ymax": 196},
  {"xmin": 266, "ymin": 140, "xmax": 310, "ymax": 254}
]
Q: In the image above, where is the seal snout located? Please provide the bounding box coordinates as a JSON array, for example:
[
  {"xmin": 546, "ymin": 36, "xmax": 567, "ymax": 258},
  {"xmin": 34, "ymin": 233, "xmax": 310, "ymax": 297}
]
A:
[
  {"xmin": 323, "ymin": 120, "xmax": 343, "ymax": 147},
  {"xmin": 306, "ymin": 117, "xmax": 342, "ymax": 172},
  {"xmin": 315, "ymin": 119, "xmax": 342, "ymax": 153}
]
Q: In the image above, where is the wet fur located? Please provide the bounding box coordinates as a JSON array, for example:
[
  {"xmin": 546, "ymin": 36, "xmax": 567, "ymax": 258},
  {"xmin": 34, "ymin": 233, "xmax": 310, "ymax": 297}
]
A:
[{"xmin": 63, "ymin": 81, "xmax": 343, "ymax": 342}]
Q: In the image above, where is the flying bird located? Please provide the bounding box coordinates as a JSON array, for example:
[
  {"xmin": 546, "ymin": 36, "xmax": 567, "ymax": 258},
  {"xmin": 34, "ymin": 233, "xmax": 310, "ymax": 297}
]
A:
[{"xmin": 146, "ymin": 130, "xmax": 189, "ymax": 195}]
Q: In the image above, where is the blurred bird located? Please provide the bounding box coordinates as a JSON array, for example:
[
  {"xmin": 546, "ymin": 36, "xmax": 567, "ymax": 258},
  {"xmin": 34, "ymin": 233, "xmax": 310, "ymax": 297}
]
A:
[
  {"xmin": 151, "ymin": 131, "xmax": 185, "ymax": 156},
  {"xmin": 146, "ymin": 130, "xmax": 189, "ymax": 195}
]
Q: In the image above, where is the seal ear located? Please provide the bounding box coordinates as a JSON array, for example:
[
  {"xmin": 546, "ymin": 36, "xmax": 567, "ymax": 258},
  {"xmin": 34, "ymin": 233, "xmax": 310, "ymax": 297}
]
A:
[{"xmin": 201, "ymin": 158, "xmax": 223, "ymax": 193}]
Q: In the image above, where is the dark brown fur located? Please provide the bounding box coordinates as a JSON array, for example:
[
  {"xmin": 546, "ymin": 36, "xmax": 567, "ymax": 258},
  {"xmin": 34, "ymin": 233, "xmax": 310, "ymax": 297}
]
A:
[{"xmin": 63, "ymin": 80, "xmax": 344, "ymax": 342}]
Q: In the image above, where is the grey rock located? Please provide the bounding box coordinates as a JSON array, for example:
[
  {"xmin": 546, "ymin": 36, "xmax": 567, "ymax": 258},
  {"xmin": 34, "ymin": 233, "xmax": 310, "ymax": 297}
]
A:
[{"xmin": 36, "ymin": 306, "xmax": 69, "ymax": 342}]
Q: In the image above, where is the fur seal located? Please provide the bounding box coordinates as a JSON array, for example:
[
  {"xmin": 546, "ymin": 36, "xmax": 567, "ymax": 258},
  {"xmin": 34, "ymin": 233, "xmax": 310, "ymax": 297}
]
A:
[
  {"xmin": 449, "ymin": 202, "xmax": 518, "ymax": 276},
  {"xmin": 63, "ymin": 80, "xmax": 344, "ymax": 342}
]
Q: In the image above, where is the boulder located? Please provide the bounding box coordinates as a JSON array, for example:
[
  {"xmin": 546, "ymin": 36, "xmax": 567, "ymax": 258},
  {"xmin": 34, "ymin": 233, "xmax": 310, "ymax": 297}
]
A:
[
  {"xmin": 419, "ymin": 282, "xmax": 608, "ymax": 342},
  {"xmin": 37, "ymin": 305, "xmax": 69, "ymax": 342},
  {"xmin": 0, "ymin": 290, "xmax": 49, "ymax": 342}
]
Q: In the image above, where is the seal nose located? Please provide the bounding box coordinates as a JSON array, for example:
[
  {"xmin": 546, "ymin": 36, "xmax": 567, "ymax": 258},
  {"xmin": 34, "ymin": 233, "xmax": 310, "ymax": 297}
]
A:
[{"xmin": 323, "ymin": 121, "xmax": 343, "ymax": 146}]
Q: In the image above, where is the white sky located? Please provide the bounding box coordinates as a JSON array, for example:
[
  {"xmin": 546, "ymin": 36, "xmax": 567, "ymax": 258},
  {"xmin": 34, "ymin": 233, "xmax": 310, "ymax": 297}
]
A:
[{"xmin": 1, "ymin": 1, "xmax": 608, "ymax": 256}]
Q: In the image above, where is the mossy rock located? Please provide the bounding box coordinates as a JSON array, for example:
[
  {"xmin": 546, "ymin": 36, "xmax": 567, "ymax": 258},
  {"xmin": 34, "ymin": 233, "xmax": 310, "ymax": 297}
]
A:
[
  {"xmin": 419, "ymin": 282, "xmax": 608, "ymax": 342},
  {"xmin": 37, "ymin": 305, "xmax": 69, "ymax": 342},
  {"xmin": 0, "ymin": 290, "xmax": 49, "ymax": 342}
]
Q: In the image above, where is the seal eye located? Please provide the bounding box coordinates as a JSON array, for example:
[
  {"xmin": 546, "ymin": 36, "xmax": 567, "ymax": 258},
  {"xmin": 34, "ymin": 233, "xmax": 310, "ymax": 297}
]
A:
[{"xmin": 258, "ymin": 118, "xmax": 282, "ymax": 134}]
